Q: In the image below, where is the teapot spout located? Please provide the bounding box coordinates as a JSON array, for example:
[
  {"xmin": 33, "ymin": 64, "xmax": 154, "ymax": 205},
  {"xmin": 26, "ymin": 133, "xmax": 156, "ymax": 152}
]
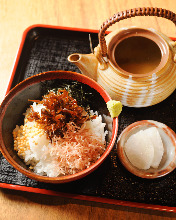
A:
[{"xmin": 68, "ymin": 53, "xmax": 98, "ymax": 81}]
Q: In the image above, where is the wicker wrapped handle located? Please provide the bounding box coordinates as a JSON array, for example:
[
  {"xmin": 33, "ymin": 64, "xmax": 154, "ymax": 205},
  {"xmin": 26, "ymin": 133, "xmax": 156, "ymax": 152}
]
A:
[{"xmin": 99, "ymin": 7, "xmax": 176, "ymax": 57}]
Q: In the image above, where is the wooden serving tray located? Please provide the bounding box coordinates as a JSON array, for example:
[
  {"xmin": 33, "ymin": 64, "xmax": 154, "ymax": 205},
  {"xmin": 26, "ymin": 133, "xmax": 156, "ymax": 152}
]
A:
[{"xmin": 1, "ymin": 25, "xmax": 176, "ymax": 212}]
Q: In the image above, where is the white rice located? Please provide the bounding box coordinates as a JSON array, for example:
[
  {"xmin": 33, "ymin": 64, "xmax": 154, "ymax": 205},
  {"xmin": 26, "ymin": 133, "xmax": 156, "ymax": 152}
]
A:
[{"xmin": 13, "ymin": 104, "xmax": 108, "ymax": 177}]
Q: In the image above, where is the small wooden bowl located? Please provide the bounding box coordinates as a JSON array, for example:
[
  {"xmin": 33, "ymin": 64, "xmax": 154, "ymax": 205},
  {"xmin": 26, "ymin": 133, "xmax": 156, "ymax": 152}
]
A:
[
  {"xmin": 0, "ymin": 71, "xmax": 118, "ymax": 184},
  {"xmin": 117, "ymin": 120, "xmax": 176, "ymax": 179}
]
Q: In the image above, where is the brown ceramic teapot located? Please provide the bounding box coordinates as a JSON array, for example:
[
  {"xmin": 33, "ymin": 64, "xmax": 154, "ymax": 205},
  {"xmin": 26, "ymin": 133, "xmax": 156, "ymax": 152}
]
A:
[{"xmin": 68, "ymin": 7, "xmax": 176, "ymax": 107}]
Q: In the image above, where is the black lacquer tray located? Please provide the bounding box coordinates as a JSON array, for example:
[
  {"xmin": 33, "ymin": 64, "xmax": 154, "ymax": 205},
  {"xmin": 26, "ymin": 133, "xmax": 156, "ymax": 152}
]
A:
[{"xmin": 1, "ymin": 25, "xmax": 176, "ymax": 212}]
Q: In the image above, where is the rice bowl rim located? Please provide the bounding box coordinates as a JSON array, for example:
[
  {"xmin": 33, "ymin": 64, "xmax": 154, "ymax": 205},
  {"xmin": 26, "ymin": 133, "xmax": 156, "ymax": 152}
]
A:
[{"xmin": 0, "ymin": 70, "xmax": 118, "ymax": 184}]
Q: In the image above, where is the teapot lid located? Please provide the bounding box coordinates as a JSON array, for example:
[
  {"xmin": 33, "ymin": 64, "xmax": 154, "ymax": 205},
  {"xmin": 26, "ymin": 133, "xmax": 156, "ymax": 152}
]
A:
[{"xmin": 107, "ymin": 27, "xmax": 169, "ymax": 77}]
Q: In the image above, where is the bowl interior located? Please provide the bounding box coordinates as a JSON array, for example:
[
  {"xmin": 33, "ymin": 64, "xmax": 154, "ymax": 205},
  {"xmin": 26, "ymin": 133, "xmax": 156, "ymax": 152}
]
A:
[
  {"xmin": 0, "ymin": 71, "xmax": 117, "ymax": 183},
  {"xmin": 117, "ymin": 120, "xmax": 176, "ymax": 179}
]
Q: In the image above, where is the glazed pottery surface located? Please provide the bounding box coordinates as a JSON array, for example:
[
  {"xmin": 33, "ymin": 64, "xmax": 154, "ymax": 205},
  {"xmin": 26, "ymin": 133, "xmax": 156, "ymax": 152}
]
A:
[
  {"xmin": 68, "ymin": 7, "xmax": 176, "ymax": 107},
  {"xmin": 117, "ymin": 120, "xmax": 176, "ymax": 179}
]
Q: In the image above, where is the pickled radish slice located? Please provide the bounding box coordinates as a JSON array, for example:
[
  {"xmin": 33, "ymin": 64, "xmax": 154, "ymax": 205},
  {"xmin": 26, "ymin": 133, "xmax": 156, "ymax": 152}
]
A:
[
  {"xmin": 124, "ymin": 127, "xmax": 164, "ymax": 170},
  {"xmin": 143, "ymin": 127, "xmax": 164, "ymax": 168},
  {"xmin": 124, "ymin": 130, "xmax": 154, "ymax": 170}
]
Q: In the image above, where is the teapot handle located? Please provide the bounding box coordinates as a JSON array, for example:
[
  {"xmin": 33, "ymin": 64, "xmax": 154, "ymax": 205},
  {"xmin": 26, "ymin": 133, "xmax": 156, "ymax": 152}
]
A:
[{"xmin": 99, "ymin": 7, "xmax": 176, "ymax": 58}]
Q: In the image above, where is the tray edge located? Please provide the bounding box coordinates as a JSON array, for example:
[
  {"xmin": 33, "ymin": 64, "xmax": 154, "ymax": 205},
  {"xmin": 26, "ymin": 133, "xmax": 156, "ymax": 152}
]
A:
[{"xmin": 2, "ymin": 24, "xmax": 176, "ymax": 213}]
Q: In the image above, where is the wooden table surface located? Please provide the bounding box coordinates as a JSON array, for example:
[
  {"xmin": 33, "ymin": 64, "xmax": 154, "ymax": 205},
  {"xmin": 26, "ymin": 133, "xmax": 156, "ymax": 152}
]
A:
[{"xmin": 0, "ymin": 0, "xmax": 176, "ymax": 219}]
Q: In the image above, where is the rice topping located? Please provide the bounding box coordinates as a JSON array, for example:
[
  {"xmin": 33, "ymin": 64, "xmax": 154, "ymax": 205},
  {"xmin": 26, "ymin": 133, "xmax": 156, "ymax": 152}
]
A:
[{"xmin": 13, "ymin": 89, "xmax": 108, "ymax": 177}]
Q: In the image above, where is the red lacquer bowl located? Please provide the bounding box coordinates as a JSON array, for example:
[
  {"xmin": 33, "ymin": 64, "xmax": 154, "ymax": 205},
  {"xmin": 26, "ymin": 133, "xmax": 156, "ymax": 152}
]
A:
[{"xmin": 0, "ymin": 71, "xmax": 118, "ymax": 183}]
